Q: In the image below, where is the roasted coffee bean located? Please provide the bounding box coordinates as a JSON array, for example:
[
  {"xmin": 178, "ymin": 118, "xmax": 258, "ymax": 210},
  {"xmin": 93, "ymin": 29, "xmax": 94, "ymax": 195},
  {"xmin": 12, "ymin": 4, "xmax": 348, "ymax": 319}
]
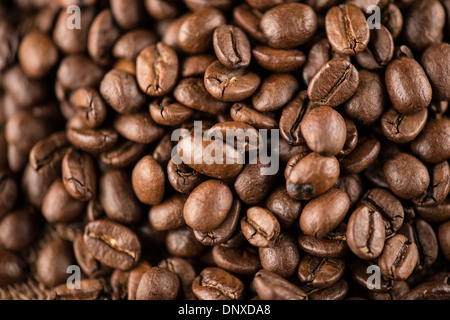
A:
[
  {"xmin": 21, "ymin": 163, "xmax": 55, "ymax": 208},
  {"xmin": 149, "ymin": 193, "xmax": 187, "ymax": 231},
  {"xmin": 0, "ymin": 249, "xmax": 25, "ymax": 286},
  {"xmin": 73, "ymin": 234, "xmax": 111, "ymax": 277},
  {"xmin": 110, "ymin": 0, "xmax": 143, "ymax": 30},
  {"xmin": 355, "ymin": 25, "xmax": 394, "ymax": 70},
  {"xmin": 298, "ymin": 255, "xmax": 345, "ymax": 289},
  {"xmin": 279, "ymin": 91, "xmax": 312, "ymax": 146},
  {"xmin": 167, "ymin": 157, "xmax": 206, "ymax": 194},
  {"xmin": 302, "ymin": 38, "xmax": 332, "ymax": 86},
  {"xmin": 438, "ymin": 220, "xmax": 450, "ymax": 261},
  {"xmin": 49, "ymin": 279, "xmax": 109, "ymax": 300},
  {"xmin": 207, "ymin": 121, "xmax": 262, "ymax": 153},
  {"xmin": 136, "ymin": 267, "xmax": 180, "ymax": 300},
  {"xmin": 415, "ymin": 198, "xmax": 450, "ymax": 224},
  {"xmin": 166, "ymin": 226, "xmax": 205, "ymax": 258},
  {"xmin": 0, "ymin": 170, "xmax": 18, "ymax": 220},
  {"xmin": 41, "ymin": 179, "xmax": 85, "ymax": 223},
  {"xmin": 252, "ymin": 73, "xmax": 299, "ymax": 112},
  {"xmin": 145, "ymin": 0, "xmax": 180, "ymax": 20},
  {"xmin": 70, "ymin": 87, "xmax": 108, "ymax": 129},
  {"xmin": 66, "ymin": 127, "xmax": 119, "ymax": 153},
  {"xmin": 383, "ymin": 152, "xmax": 430, "ymax": 200},
  {"xmin": 307, "ymin": 58, "xmax": 359, "ymax": 107},
  {"xmin": 284, "ymin": 152, "xmax": 310, "ymax": 180},
  {"xmin": 336, "ymin": 173, "xmax": 363, "ymax": 206},
  {"xmin": 212, "ymin": 245, "xmax": 261, "ymax": 276},
  {"xmin": 99, "ymin": 140, "xmax": 147, "ymax": 169},
  {"xmin": 230, "ymin": 103, "xmax": 278, "ymax": 130},
  {"xmin": 422, "ymin": 41, "xmax": 450, "ymax": 102},
  {"xmin": 286, "ymin": 152, "xmax": 340, "ymax": 200},
  {"xmin": 241, "ymin": 207, "xmax": 280, "ymax": 248},
  {"xmin": 62, "ymin": 148, "xmax": 97, "ymax": 202},
  {"xmin": 368, "ymin": 280, "xmax": 410, "ymax": 300},
  {"xmin": 411, "ymin": 117, "xmax": 450, "ymax": 164},
  {"xmin": 177, "ymin": 8, "xmax": 226, "ymax": 54},
  {"xmin": 180, "ymin": 54, "xmax": 216, "ymax": 78},
  {"xmin": 414, "ymin": 161, "xmax": 450, "ymax": 207},
  {"xmin": 399, "ymin": 219, "xmax": 438, "ymax": 270},
  {"xmin": 306, "ymin": 279, "xmax": 349, "ymax": 300},
  {"xmin": 343, "ymin": 70, "xmax": 387, "ymax": 126},
  {"xmin": 233, "ymin": 4, "xmax": 266, "ymax": 44},
  {"xmin": 379, "ymin": 234, "xmax": 419, "ymax": 281},
  {"xmin": 184, "ymin": 180, "xmax": 233, "ymax": 232},
  {"xmin": 381, "ymin": 107, "xmax": 428, "ymax": 144},
  {"xmin": 204, "ymin": 60, "xmax": 261, "ymax": 102},
  {"xmin": 99, "ymin": 170, "xmax": 142, "ymax": 224},
  {"xmin": 381, "ymin": 3, "xmax": 403, "ymax": 40},
  {"xmin": 84, "ymin": 219, "xmax": 142, "ymax": 271},
  {"xmin": 346, "ymin": 205, "xmax": 386, "ymax": 260},
  {"xmin": 213, "ymin": 25, "xmax": 251, "ymax": 70},
  {"xmin": 301, "ymin": 106, "xmax": 346, "ymax": 156},
  {"xmin": 340, "ymin": 136, "xmax": 381, "ymax": 174},
  {"xmin": 402, "ymin": 282, "xmax": 450, "ymax": 300},
  {"xmin": 149, "ymin": 97, "xmax": 193, "ymax": 126},
  {"xmin": 300, "ymin": 188, "xmax": 350, "ymax": 238},
  {"xmin": 184, "ymin": 0, "xmax": 235, "ymax": 12},
  {"xmin": 325, "ymin": 4, "xmax": 370, "ymax": 56},
  {"xmin": 194, "ymin": 198, "xmax": 241, "ymax": 246},
  {"xmin": 132, "ymin": 155, "xmax": 165, "ymax": 206},
  {"xmin": 192, "ymin": 267, "xmax": 245, "ymax": 300},
  {"xmin": 403, "ymin": 0, "xmax": 445, "ymax": 52},
  {"xmin": 0, "ymin": 207, "xmax": 38, "ymax": 252},
  {"xmin": 297, "ymin": 225, "xmax": 348, "ymax": 258},
  {"xmin": 113, "ymin": 112, "xmax": 165, "ymax": 144},
  {"xmin": 157, "ymin": 257, "xmax": 196, "ymax": 300},
  {"xmin": 259, "ymin": 233, "xmax": 300, "ymax": 278},
  {"xmin": 260, "ymin": 3, "xmax": 317, "ymax": 49},
  {"xmin": 113, "ymin": 29, "xmax": 157, "ymax": 61},
  {"xmin": 136, "ymin": 43, "xmax": 179, "ymax": 97},
  {"xmin": 252, "ymin": 46, "xmax": 306, "ymax": 73},
  {"xmin": 385, "ymin": 56, "xmax": 432, "ymax": 115},
  {"xmin": 57, "ymin": 55, "xmax": 105, "ymax": 92},
  {"xmin": 349, "ymin": 258, "xmax": 392, "ymax": 293},
  {"xmin": 253, "ymin": 269, "xmax": 307, "ymax": 300},
  {"xmin": 18, "ymin": 30, "xmax": 58, "ymax": 79},
  {"xmin": 173, "ymin": 77, "xmax": 229, "ymax": 114},
  {"xmin": 264, "ymin": 186, "xmax": 302, "ymax": 229},
  {"xmin": 36, "ymin": 238, "xmax": 75, "ymax": 288}
]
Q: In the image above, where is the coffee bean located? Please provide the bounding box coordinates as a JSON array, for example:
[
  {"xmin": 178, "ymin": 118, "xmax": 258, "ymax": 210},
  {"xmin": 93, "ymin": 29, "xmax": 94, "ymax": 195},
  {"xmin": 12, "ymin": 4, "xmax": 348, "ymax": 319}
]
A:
[
  {"xmin": 340, "ymin": 136, "xmax": 381, "ymax": 174},
  {"xmin": 132, "ymin": 155, "xmax": 165, "ymax": 206},
  {"xmin": 241, "ymin": 207, "xmax": 281, "ymax": 248},
  {"xmin": 233, "ymin": 4, "xmax": 266, "ymax": 44},
  {"xmin": 136, "ymin": 43, "xmax": 179, "ymax": 97},
  {"xmin": 381, "ymin": 107, "xmax": 428, "ymax": 144},
  {"xmin": 0, "ymin": 249, "xmax": 25, "ymax": 286},
  {"xmin": 302, "ymin": 38, "xmax": 332, "ymax": 86},
  {"xmin": 297, "ymin": 224, "xmax": 348, "ymax": 258},
  {"xmin": 167, "ymin": 157, "xmax": 207, "ymax": 194},
  {"xmin": 99, "ymin": 140, "xmax": 147, "ymax": 169},
  {"xmin": 381, "ymin": 3, "xmax": 403, "ymax": 40},
  {"xmin": 213, "ymin": 25, "xmax": 251, "ymax": 70},
  {"xmin": 84, "ymin": 219, "xmax": 142, "ymax": 270},
  {"xmin": 73, "ymin": 234, "xmax": 111, "ymax": 277},
  {"xmin": 260, "ymin": 3, "xmax": 317, "ymax": 49},
  {"xmin": 264, "ymin": 186, "xmax": 302, "ymax": 229},
  {"xmin": 149, "ymin": 96, "xmax": 193, "ymax": 126},
  {"xmin": 259, "ymin": 233, "xmax": 300, "ymax": 278},
  {"xmin": 230, "ymin": 102, "xmax": 278, "ymax": 130},
  {"xmin": 181, "ymin": 54, "xmax": 216, "ymax": 78},
  {"xmin": 438, "ymin": 220, "xmax": 450, "ymax": 261},
  {"xmin": 402, "ymin": 282, "xmax": 450, "ymax": 300},
  {"xmin": 113, "ymin": 112, "xmax": 165, "ymax": 144},
  {"xmin": 299, "ymin": 188, "xmax": 350, "ymax": 238},
  {"xmin": 192, "ymin": 267, "xmax": 245, "ymax": 300},
  {"xmin": 325, "ymin": 4, "xmax": 369, "ymax": 56},
  {"xmin": 66, "ymin": 127, "xmax": 119, "ymax": 153},
  {"xmin": 57, "ymin": 55, "xmax": 105, "ymax": 92},
  {"xmin": 149, "ymin": 193, "xmax": 187, "ymax": 231},
  {"xmin": 0, "ymin": 207, "xmax": 38, "ymax": 252},
  {"xmin": 355, "ymin": 25, "xmax": 394, "ymax": 70},
  {"xmin": 415, "ymin": 198, "xmax": 450, "ymax": 224},
  {"xmin": 414, "ymin": 161, "xmax": 450, "ymax": 207},
  {"xmin": 136, "ymin": 267, "xmax": 180, "ymax": 300},
  {"xmin": 378, "ymin": 234, "xmax": 419, "ymax": 281},
  {"xmin": 253, "ymin": 269, "xmax": 307, "ymax": 300},
  {"xmin": 252, "ymin": 73, "xmax": 299, "ymax": 112},
  {"xmin": 306, "ymin": 279, "xmax": 349, "ymax": 300},
  {"xmin": 336, "ymin": 173, "xmax": 363, "ymax": 206},
  {"xmin": 298, "ymin": 255, "xmax": 345, "ymax": 289},
  {"xmin": 421, "ymin": 43, "xmax": 450, "ymax": 102},
  {"xmin": 307, "ymin": 58, "xmax": 359, "ymax": 107},
  {"xmin": 110, "ymin": 0, "xmax": 143, "ymax": 30},
  {"xmin": 0, "ymin": 170, "xmax": 18, "ymax": 220},
  {"xmin": 212, "ymin": 245, "xmax": 261, "ymax": 276},
  {"xmin": 166, "ymin": 226, "xmax": 205, "ymax": 258},
  {"xmin": 252, "ymin": 46, "xmax": 306, "ymax": 73},
  {"xmin": 145, "ymin": 0, "xmax": 180, "ymax": 20},
  {"xmin": 48, "ymin": 279, "xmax": 109, "ymax": 300}
]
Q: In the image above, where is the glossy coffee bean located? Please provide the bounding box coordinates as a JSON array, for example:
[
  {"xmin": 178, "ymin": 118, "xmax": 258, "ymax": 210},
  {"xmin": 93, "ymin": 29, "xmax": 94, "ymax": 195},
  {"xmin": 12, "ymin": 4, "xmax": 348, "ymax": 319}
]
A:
[
  {"xmin": 252, "ymin": 46, "xmax": 306, "ymax": 73},
  {"xmin": 149, "ymin": 193, "xmax": 187, "ymax": 231},
  {"xmin": 212, "ymin": 245, "xmax": 261, "ymax": 276},
  {"xmin": 132, "ymin": 156, "xmax": 165, "ymax": 206},
  {"xmin": 213, "ymin": 25, "xmax": 251, "ymax": 70},
  {"xmin": 241, "ymin": 207, "xmax": 280, "ymax": 248},
  {"xmin": 234, "ymin": 162, "xmax": 277, "ymax": 205},
  {"xmin": 381, "ymin": 107, "xmax": 428, "ymax": 144},
  {"xmin": 84, "ymin": 219, "xmax": 142, "ymax": 271},
  {"xmin": 340, "ymin": 136, "xmax": 381, "ymax": 174},
  {"xmin": 149, "ymin": 97, "xmax": 193, "ymax": 126},
  {"xmin": 66, "ymin": 127, "xmax": 119, "ymax": 153},
  {"xmin": 192, "ymin": 267, "xmax": 245, "ymax": 300},
  {"xmin": 180, "ymin": 54, "xmax": 216, "ymax": 78},
  {"xmin": 298, "ymin": 255, "xmax": 345, "ymax": 289},
  {"xmin": 264, "ymin": 186, "xmax": 302, "ymax": 229},
  {"xmin": 157, "ymin": 257, "xmax": 196, "ymax": 300},
  {"xmin": 73, "ymin": 234, "xmax": 111, "ymax": 278},
  {"xmin": 230, "ymin": 102, "xmax": 278, "ymax": 130},
  {"xmin": 355, "ymin": 25, "xmax": 394, "ymax": 70},
  {"xmin": 438, "ymin": 220, "xmax": 450, "ymax": 261},
  {"xmin": 112, "ymin": 29, "xmax": 157, "ymax": 61},
  {"xmin": 0, "ymin": 249, "xmax": 25, "ymax": 286},
  {"xmin": 297, "ymin": 225, "xmax": 348, "ymax": 258},
  {"xmin": 252, "ymin": 73, "xmax": 298, "ymax": 112},
  {"xmin": 113, "ymin": 112, "xmax": 165, "ymax": 144},
  {"xmin": 414, "ymin": 161, "xmax": 450, "ymax": 207},
  {"xmin": 0, "ymin": 207, "xmax": 38, "ymax": 252},
  {"xmin": 421, "ymin": 42, "xmax": 450, "ymax": 101},
  {"xmin": 136, "ymin": 267, "xmax": 180, "ymax": 300},
  {"xmin": 99, "ymin": 140, "xmax": 147, "ymax": 169},
  {"xmin": 167, "ymin": 157, "xmax": 206, "ymax": 194},
  {"xmin": 166, "ymin": 226, "xmax": 205, "ymax": 258},
  {"xmin": 232, "ymin": 4, "xmax": 266, "ymax": 44},
  {"xmin": 253, "ymin": 269, "xmax": 307, "ymax": 300}
]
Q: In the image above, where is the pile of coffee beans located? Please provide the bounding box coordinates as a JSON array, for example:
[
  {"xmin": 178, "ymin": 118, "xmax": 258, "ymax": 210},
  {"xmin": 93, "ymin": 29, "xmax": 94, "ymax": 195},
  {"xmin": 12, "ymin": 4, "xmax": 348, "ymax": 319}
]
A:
[{"xmin": 0, "ymin": 0, "xmax": 449, "ymax": 300}]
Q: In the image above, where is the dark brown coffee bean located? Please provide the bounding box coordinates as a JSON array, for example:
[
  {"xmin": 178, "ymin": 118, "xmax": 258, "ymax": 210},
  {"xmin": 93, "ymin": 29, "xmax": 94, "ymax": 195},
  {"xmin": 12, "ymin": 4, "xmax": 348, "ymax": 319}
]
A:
[
  {"xmin": 113, "ymin": 112, "xmax": 165, "ymax": 144},
  {"xmin": 67, "ymin": 127, "xmax": 119, "ymax": 153},
  {"xmin": 241, "ymin": 207, "xmax": 280, "ymax": 248},
  {"xmin": 325, "ymin": 4, "xmax": 370, "ymax": 56},
  {"xmin": 438, "ymin": 220, "xmax": 450, "ymax": 261},
  {"xmin": 385, "ymin": 56, "xmax": 432, "ymax": 115},
  {"xmin": 157, "ymin": 257, "xmax": 196, "ymax": 300},
  {"xmin": 232, "ymin": 4, "xmax": 266, "ymax": 44},
  {"xmin": 173, "ymin": 77, "xmax": 230, "ymax": 115},
  {"xmin": 286, "ymin": 152, "xmax": 340, "ymax": 200},
  {"xmin": 136, "ymin": 43, "xmax": 179, "ymax": 97},
  {"xmin": 180, "ymin": 54, "xmax": 216, "ymax": 78},
  {"xmin": 110, "ymin": 0, "xmax": 143, "ymax": 30},
  {"xmin": 355, "ymin": 25, "xmax": 394, "ymax": 70},
  {"xmin": 259, "ymin": 233, "xmax": 300, "ymax": 278},
  {"xmin": 21, "ymin": 163, "xmax": 55, "ymax": 208},
  {"xmin": 381, "ymin": 107, "xmax": 428, "ymax": 144},
  {"xmin": 132, "ymin": 155, "xmax": 165, "ymax": 206},
  {"xmin": 149, "ymin": 193, "xmax": 187, "ymax": 231},
  {"xmin": 84, "ymin": 219, "xmax": 142, "ymax": 271},
  {"xmin": 152, "ymin": 133, "xmax": 174, "ymax": 167},
  {"xmin": 349, "ymin": 258, "xmax": 392, "ymax": 293},
  {"xmin": 62, "ymin": 148, "xmax": 97, "ymax": 202},
  {"xmin": 415, "ymin": 198, "xmax": 450, "ymax": 223},
  {"xmin": 264, "ymin": 186, "xmax": 302, "ymax": 229},
  {"xmin": 149, "ymin": 97, "xmax": 193, "ymax": 126},
  {"xmin": 340, "ymin": 136, "xmax": 381, "ymax": 174},
  {"xmin": 48, "ymin": 279, "xmax": 109, "ymax": 300},
  {"xmin": 42, "ymin": 179, "xmax": 85, "ymax": 223},
  {"xmin": 207, "ymin": 121, "xmax": 262, "ymax": 153},
  {"xmin": 383, "ymin": 152, "xmax": 430, "ymax": 200},
  {"xmin": 260, "ymin": 3, "xmax": 317, "ymax": 49},
  {"xmin": 87, "ymin": 9, "xmax": 120, "ymax": 66},
  {"xmin": 297, "ymin": 224, "xmax": 348, "ymax": 258},
  {"xmin": 0, "ymin": 207, "xmax": 38, "ymax": 252},
  {"xmin": 99, "ymin": 140, "xmax": 147, "ymax": 169},
  {"xmin": 230, "ymin": 102, "xmax": 278, "ymax": 130},
  {"xmin": 18, "ymin": 30, "xmax": 58, "ymax": 79},
  {"xmin": 302, "ymin": 38, "xmax": 332, "ymax": 86},
  {"xmin": 29, "ymin": 131, "xmax": 69, "ymax": 176},
  {"xmin": 212, "ymin": 245, "xmax": 261, "ymax": 276},
  {"xmin": 184, "ymin": 180, "xmax": 233, "ymax": 232},
  {"xmin": 213, "ymin": 25, "xmax": 251, "ymax": 70},
  {"xmin": 381, "ymin": 3, "xmax": 403, "ymax": 40},
  {"xmin": 57, "ymin": 55, "xmax": 105, "ymax": 92},
  {"xmin": 411, "ymin": 117, "xmax": 450, "ymax": 164},
  {"xmin": 346, "ymin": 206, "xmax": 386, "ymax": 260},
  {"xmin": 253, "ymin": 46, "xmax": 306, "ymax": 73},
  {"xmin": 336, "ymin": 173, "xmax": 363, "ymax": 206},
  {"xmin": 402, "ymin": 282, "xmax": 450, "ymax": 300},
  {"xmin": 298, "ymin": 255, "xmax": 345, "ymax": 289},
  {"xmin": 0, "ymin": 170, "xmax": 18, "ymax": 220},
  {"xmin": 301, "ymin": 106, "xmax": 346, "ymax": 156},
  {"xmin": 145, "ymin": 0, "xmax": 180, "ymax": 20},
  {"xmin": 300, "ymin": 188, "xmax": 350, "ymax": 238},
  {"xmin": 194, "ymin": 198, "xmax": 241, "ymax": 246},
  {"xmin": 113, "ymin": 29, "xmax": 157, "ymax": 61},
  {"xmin": 166, "ymin": 226, "xmax": 205, "ymax": 258},
  {"xmin": 36, "ymin": 238, "xmax": 75, "ymax": 288},
  {"xmin": 403, "ymin": 0, "xmax": 445, "ymax": 52},
  {"xmin": 192, "ymin": 267, "xmax": 245, "ymax": 300},
  {"xmin": 252, "ymin": 73, "xmax": 299, "ymax": 112},
  {"xmin": 414, "ymin": 161, "xmax": 450, "ymax": 207},
  {"xmin": 73, "ymin": 234, "xmax": 111, "ymax": 277},
  {"xmin": 136, "ymin": 267, "xmax": 180, "ymax": 300},
  {"xmin": 253, "ymin": 269, "xmax": 307, "ymax": 300},
  {"xmin": 307, "ymin": 58, "xmax": 359, "ymax": 107},
  {"xmin": 421, "ymin": 42, "xmax": 450, "ymax": 101},
  {"xmin": 0, "ymin": 249, "xmax": 25, "ymax": 286},
  {"xmin": 204, "ymin": 60, "xmax": 261, "ymax": 102},
  {"xmin": 178, "ymin": 8, "xmax": 226, "ymax": 54},
  {"xmin": 344, "ymin": 70, "xmax": 387, "ymax": 126},
  {"xmin": 167, "ymin": 157, "xmax": 207, "ymax": 194},
  {"xmin": 378, "ymin": 234, "xmax": 419, "ymax": 281}
]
